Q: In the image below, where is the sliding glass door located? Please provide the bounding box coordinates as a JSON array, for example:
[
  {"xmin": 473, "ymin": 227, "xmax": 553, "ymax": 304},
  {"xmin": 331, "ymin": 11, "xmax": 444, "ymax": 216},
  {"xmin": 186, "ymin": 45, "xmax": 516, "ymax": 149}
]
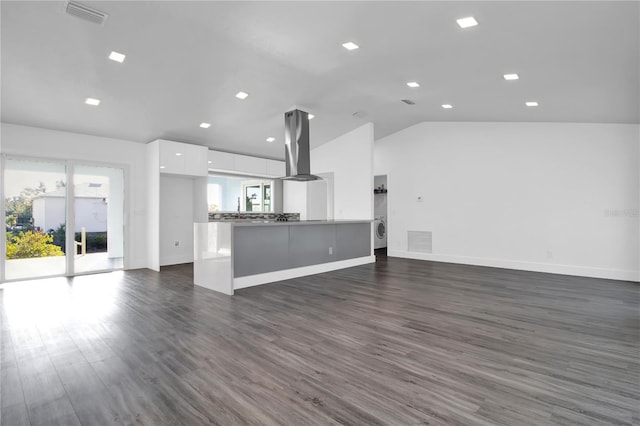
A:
[
  {"xmin": 2, "ymin": 157, "xmax": 125, "ymax": 281},
  {"xmin": 3, "ymin": 158, "xmax": 67, "ymax": 280},
  {"xmin": 73, "ymin": 165, "xmax": 124, "ymax": 274}
]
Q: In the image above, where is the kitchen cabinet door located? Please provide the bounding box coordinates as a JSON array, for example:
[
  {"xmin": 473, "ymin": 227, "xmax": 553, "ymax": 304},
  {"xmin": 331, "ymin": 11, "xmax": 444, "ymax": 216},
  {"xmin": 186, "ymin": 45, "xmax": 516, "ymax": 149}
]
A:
[
  {"xmin": 234, "ymin": 154, "xmax": 267, "ymax": 175},
  {"xmin": 208, "ymin": 150, "xmax": 235, "ymax": 171},
  {"xmin": 184, "ymin": 144, "xmax": 208, "ymax": 176},
  {"xmin": 159, "ymin": 140, "xmax": 186, "ymax": 174},
  {"xmin": 266, "ymin": 159, "xmax": 285, "ymax": 177}
]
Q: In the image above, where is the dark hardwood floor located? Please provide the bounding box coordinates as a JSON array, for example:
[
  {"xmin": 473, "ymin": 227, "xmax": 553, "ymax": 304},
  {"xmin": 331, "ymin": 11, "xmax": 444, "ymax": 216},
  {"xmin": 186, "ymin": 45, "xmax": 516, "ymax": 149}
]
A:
[{"xmin": 1, "ymin": 258, "xmax": 638, "ymax": 425}]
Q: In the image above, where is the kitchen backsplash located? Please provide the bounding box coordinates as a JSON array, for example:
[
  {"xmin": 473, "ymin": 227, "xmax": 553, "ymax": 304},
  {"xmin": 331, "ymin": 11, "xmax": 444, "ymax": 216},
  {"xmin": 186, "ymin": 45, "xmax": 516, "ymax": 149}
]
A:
[{"xmin": 208, "ymin": 212, "xmax": 300, "ymax": 221}]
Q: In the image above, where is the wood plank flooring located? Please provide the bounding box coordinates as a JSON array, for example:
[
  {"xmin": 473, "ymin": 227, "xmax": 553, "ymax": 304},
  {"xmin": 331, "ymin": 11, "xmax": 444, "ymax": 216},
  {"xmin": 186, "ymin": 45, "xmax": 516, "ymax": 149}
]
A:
[{"xmin": 1, "ymin": 256, "xmax": 638, "ymax": 425}]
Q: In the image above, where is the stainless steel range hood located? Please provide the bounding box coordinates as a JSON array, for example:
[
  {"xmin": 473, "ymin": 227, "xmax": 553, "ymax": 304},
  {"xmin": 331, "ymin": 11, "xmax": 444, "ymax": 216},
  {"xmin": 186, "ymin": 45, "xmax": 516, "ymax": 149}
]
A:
[{"xmin": 281, "ymin": 109, "xmax": 321, "ymax": 181}]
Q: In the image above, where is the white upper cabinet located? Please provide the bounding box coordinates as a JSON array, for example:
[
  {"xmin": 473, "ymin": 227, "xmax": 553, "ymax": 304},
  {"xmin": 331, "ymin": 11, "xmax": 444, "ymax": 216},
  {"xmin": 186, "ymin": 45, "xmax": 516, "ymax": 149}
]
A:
[
  {"xmin": 184, "ymin": 143, "xmax": 208, "ymax": 177},
  {"xmin": 207, "ymin": 150, "xmax": 235, "ymax": 171},
  {"xmin": 153, "ymin": 140, "xmax": 283, "ymax": 178},
  {"xmin": 157, "ymin": 139, "xmax": 207, "ymax": 176},
  {"xmin": 159, "ymin": 140, "xmax": 185, "ymax": 174},
  {"xmin": 207, "ymin": 149, "xmax": 284, "ymax": 177},
  {"xmin": 266, "ymin": 159, "xmax": 285, "ymax": 177},
  {"xmin": 234, "ymin": 154, "xmax": 267, "ymax": 176}
]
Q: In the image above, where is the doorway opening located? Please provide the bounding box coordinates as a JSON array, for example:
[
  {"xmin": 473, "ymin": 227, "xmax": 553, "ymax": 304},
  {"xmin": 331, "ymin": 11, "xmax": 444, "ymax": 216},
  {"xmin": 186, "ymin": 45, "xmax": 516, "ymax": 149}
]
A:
[{"xmin": 374, "ymin": 174, "xmax": 388, "ymax": 255}]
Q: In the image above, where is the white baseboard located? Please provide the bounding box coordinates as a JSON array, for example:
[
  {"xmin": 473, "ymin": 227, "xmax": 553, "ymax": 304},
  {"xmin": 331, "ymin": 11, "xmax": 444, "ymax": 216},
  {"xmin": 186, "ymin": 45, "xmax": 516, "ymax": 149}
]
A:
[
  {"xmin": 388, "ymin": 250, "xmax": 640, "ymax": 282},
  {"xmin": 234, "ymin": 255, "xmax": 376, "ymax": 290},
  {"xmin": 160, "ymin": 254, "xmax": 193, "ymax": 267}
]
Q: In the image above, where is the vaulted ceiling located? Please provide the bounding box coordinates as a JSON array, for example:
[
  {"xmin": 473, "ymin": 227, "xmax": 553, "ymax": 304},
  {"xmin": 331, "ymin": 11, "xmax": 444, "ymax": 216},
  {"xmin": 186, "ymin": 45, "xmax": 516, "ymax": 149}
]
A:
[{"xmin": 1, "ymin": 1, "xmax": 638, "ymax": 159}]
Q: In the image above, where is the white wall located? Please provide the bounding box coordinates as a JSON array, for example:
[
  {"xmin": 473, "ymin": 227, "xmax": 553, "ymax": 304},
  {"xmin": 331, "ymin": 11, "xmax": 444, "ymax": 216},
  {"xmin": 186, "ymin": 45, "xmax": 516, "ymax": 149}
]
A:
[
  {"xmin": 159, "ymin": 175, "xmax": 195, "ymax": 266},
  {"xmin": 193, "ymin": 177, "xmax": 208, "ymax": 223},
  {"xmin": 282, "ymin": 179, "xmax": 329, "ymax": 220},
  {"xmin": 283, "ymin": 181, "xmax": 309, "ymax": 219},
  {"xmin": 73, "ymin": 198, "xmax": 107, "ymax": 232},
  {"xmin": 375, "ymin": 122, "xmax": 640, "ymax": 281},
  {"xmin": 311, "ymin": 123, "xmax": 374, "ymax": 220},
  {"xmin": 146, "ymin": 141, "xmax": 160, "ymax": 271},
  {"xmin": 32, "ymin": 197, "xmax": 65, "ymax": 232},
  {"xmin": 1, "ymin": 123, "xmax": 148, "ymax": 269},
  {"xmin": 306, "ymin": 180, "xmax": 328, "ymax": 220},
  {"xmin": 32, "ymin": 197, "xmax": 110, "ymax": 233}
]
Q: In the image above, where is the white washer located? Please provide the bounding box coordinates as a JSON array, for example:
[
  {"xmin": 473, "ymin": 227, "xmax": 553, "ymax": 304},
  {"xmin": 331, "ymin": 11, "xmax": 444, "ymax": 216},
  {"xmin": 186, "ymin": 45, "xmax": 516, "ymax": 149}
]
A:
[{"xmin": 374, "ymin": 215, "xmax": 387, "ymax": 249}]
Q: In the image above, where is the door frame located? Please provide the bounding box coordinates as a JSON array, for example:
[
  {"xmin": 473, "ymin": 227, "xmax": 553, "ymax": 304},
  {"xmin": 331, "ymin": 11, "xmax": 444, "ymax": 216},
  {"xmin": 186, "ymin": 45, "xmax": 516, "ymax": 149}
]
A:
[{"xmin": 241, "ymin": 179, "xmax": 274, "ymax": 212}]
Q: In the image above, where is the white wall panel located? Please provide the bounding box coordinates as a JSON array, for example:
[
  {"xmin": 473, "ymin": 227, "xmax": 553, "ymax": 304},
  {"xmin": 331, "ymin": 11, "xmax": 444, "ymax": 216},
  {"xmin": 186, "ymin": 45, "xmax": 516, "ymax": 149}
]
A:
[
  {"xmin": 311, "ymin": 123, "xmax": 374, "ymax": 220},
  {"xmin": 160, "ymin": 175, "xmax": 194, "ymax": 266},
  {"xmin": 375, "ymin": 121, "xmax": 640, "ymax": 281}
]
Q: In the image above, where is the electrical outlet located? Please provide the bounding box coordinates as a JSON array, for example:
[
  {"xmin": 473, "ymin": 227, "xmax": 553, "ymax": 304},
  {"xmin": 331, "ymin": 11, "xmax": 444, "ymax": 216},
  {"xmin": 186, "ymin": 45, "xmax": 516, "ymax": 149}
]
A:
[
  {"xmin": 546, "ymin": 250, "xmax": 553, "ymax": 259},
  {"xmin": 174, "ymin": 241, "xmax": 180, "ymax": 247},
  {"xmin": 329, "ymin": 246, "xmax": 333, "ymax": 255}
]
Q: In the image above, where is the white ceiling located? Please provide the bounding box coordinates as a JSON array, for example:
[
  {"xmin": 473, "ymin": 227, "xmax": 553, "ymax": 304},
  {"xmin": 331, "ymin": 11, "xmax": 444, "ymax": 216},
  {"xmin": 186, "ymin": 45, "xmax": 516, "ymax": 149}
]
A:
[{"xmin": 1, "ymin": 1, "xmax": 638, "ymax": 159}]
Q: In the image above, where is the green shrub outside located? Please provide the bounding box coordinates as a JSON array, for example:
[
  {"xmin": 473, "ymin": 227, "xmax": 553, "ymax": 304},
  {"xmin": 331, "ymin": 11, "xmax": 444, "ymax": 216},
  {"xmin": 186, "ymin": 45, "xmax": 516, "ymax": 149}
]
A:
[
  {"xmin": 47, "ymin": 224, "xmax": 107, "ymax": 253},
  {"xmin": 5, "ymin": 225, "xmax": 108, "ymax": 259},
  {"xmin": 6, "ymin": 230, "xmax": 64, "ymax": 259}
]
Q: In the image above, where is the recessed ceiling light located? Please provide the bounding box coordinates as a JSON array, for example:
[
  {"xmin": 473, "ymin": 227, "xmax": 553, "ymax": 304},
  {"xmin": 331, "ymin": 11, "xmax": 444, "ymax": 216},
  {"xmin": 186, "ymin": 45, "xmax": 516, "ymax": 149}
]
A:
[
  {"xmin": 200, "ymin": 122, "xmax": 211, "ymax": 128},
  {"xmin": 457, "ymin": 16, "xmax": 478, "ymax": 29},
  {"xmin": 85, "ymin": 97, "xmax": 100, "ymax": 106},
  {"xmin": 342, "ymin": 41, "xmax": 359, "ymax": 51},
  {"xmin": 407, "ymin": 82, "xmax": 420, "ymax": 88},
  {"xmin": 235, "ymin": 91, "xmax": 249, "ymax": 100},
  {"xmin": 208, "ymin": 160, "xmax": 212, "ymax": 164},
  {"xmin": 266, "ymin": 137, "xmax": 275, "ymax": 143},
  {"xmin": 308, "ymin": 114, "xmax": 315, "ymax": 120},
  {"xmin": 108, "ymin": 51, "xmax": 126, "ymax": 63},
  {"xmin": 441, "ymin": 104, "xmax": 453, "ymax": 109},
  {"xmin": 175, "ymin": 153, "xmax": 182, "ymax": 156},
  {"xmin": 525, "ymin": 101, "xmax": 539, "ymax": 107},
  {"xmin": 504, "ymin": 73, "xmax": 520, "ymax": 81},
  {"xmin": 160, "ymin": 166, "xmax": 166, "ymax": 169}
]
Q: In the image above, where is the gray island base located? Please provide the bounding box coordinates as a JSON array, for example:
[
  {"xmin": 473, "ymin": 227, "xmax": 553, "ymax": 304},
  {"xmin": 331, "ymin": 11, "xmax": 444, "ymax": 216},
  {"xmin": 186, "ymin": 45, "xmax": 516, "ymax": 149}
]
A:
[{"xmin": 194, "ymin": 220, "xmax": 374, "ymax": 295}]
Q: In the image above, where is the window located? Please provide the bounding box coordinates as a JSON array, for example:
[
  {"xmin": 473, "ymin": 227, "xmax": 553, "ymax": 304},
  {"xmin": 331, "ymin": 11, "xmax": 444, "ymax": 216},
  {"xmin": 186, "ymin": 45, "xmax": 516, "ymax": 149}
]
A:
[{"xmin": 207, "ymin": 175, "xmax": 274, "ymax": 212}]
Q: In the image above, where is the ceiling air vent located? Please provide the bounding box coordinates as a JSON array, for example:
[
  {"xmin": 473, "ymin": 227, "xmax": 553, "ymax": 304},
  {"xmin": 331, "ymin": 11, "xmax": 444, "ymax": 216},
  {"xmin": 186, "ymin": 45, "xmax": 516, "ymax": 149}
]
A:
[
  {"xmin": 66, "ymin": 1, "xmax": 108, "ymax": 25},
  {"xmin": 401, "ymin": 99, "xmax": 416, "ymax": 105}
]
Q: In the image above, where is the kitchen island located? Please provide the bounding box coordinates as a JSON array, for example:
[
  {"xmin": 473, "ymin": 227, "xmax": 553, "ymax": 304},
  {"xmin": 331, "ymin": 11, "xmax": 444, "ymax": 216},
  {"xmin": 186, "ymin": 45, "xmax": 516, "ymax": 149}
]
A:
[{"xmin": 194, "ymin": 220, "xmax": 374, "ymax": 295}]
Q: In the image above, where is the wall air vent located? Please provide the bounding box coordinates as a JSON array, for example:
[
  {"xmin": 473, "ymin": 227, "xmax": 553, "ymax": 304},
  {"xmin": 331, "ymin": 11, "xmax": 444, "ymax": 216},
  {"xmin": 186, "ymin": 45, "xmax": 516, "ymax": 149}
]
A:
[
  {"xmin": 408, "ymin": 231, "xmax": 432, "ymax": 254},
  {"xmin": 66, "ymin": 1, "xmax": 108, "ymax": 25},
  {"xmin": 401, "ymin": 99, "xmax": 416, "ymax": 105}
]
